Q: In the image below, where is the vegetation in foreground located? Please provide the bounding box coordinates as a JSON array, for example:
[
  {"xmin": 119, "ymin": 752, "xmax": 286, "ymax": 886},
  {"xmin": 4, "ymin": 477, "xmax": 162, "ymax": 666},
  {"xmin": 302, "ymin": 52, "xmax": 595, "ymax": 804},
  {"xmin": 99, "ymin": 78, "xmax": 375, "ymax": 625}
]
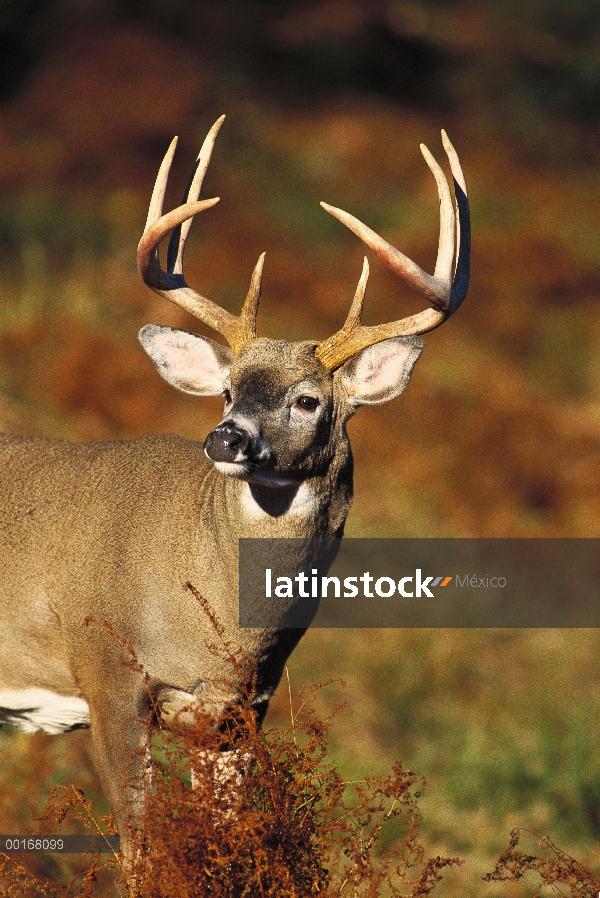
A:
[{"xmin": 1, "ymin": 592, "xmax": 599, "ymax": 897}]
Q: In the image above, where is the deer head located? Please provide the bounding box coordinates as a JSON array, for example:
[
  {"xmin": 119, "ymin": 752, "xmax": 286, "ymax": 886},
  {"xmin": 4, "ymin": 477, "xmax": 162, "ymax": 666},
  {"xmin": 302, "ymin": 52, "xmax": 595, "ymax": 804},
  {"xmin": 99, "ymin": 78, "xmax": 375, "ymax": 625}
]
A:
[{"xmin": 137, "ymin": 116, "xmax": 470, "ymax": 492}]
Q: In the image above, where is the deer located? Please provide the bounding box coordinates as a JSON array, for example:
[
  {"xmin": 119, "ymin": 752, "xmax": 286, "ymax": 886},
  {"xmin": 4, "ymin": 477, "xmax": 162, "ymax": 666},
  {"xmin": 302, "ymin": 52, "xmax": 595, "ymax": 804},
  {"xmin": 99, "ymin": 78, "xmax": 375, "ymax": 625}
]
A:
[{"xmin": 0, "ymin": 115, "xmax": 469, "ymax": 875}]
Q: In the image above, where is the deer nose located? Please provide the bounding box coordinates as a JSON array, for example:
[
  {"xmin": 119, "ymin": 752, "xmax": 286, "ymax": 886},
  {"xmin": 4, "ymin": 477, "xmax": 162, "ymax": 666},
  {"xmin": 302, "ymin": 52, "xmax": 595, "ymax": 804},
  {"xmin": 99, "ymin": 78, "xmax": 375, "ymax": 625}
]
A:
[{"xmin": 204, "ymin": 423, "xmax": 250, "ymax": 462}]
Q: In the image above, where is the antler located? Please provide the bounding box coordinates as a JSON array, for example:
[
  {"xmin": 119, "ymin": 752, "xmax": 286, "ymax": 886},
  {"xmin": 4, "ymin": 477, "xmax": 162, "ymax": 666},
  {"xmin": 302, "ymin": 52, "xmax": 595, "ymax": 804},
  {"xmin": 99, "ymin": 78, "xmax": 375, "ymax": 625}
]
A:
[
  {"xmin": 315, "ymin": 130, "xmax": 470, "ymax": 371},
  {"xmin": 137, "ymin": 115, "xmax": 264, "ymax": 354}
]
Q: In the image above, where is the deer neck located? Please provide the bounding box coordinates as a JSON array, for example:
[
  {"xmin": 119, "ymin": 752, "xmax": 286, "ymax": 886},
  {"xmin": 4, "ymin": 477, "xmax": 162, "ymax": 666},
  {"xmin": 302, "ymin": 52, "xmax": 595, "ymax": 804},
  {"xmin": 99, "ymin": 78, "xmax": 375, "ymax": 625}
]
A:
[{"xmin": 204, "ymin": 436, "xmax": 353, "ymax": 542}]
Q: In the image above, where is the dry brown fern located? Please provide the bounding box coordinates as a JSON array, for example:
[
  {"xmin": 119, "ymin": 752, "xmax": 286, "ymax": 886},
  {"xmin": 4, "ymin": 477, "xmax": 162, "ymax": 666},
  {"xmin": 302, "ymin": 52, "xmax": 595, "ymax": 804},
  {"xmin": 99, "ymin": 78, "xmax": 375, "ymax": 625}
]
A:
[{"xmin": 484, "ymin": 828, "xmax": 600, "ymax": 897}]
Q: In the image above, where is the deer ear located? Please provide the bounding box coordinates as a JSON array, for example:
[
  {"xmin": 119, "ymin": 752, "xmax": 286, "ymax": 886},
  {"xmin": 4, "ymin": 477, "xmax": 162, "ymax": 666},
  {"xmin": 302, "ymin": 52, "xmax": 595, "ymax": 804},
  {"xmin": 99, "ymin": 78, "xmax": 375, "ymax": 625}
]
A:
[
  {"xmin": 340, "ymin": 336, "xmax": 424, "ymax": 406},
  {"xmin": 139, "ymin": 324, "xmax": 233, "ymax": 396}
]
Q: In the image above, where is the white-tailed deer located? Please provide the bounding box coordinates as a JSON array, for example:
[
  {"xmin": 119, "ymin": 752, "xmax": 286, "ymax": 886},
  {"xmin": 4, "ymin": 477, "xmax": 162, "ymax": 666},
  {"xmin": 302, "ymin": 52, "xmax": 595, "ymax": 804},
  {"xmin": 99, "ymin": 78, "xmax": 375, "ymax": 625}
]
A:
[{"xmin": 0, "ymin": 116, "xmax": 469, "ymax": 870}]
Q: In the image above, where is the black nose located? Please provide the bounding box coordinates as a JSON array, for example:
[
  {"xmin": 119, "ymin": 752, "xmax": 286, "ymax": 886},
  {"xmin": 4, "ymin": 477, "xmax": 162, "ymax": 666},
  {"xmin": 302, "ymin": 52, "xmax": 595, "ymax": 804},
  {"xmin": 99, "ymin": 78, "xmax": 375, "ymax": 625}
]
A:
[{"xmin": 204, "ymin": 423, "xmax": 250, "ymax": 462}]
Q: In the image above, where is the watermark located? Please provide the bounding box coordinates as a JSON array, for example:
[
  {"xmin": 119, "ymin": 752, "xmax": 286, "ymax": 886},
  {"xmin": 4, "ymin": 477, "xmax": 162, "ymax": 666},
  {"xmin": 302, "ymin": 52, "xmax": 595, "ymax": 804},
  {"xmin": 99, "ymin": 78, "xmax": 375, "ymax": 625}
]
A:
[
  {"xmin": 455, "ymin": 575, "xmax": 506, "ymax": 589},
  {"xmin": 266, "ymin": 569, "xmax": 461, "ymax": 599},
  {"xmin": 239, "ymin": 538, "xmax": 600, "ymax": 627},
  {"xmin": 0, "ymin": 835, "xmax": 119, "ymax": 854}
]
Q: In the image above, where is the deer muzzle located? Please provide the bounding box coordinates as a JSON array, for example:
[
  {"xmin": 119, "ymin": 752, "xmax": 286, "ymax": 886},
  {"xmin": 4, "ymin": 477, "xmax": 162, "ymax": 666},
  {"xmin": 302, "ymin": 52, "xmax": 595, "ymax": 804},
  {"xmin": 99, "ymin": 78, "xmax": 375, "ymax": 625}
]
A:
[{"xmin": 204, "ymin": 423, "xmax": 251, "ymax": 463}]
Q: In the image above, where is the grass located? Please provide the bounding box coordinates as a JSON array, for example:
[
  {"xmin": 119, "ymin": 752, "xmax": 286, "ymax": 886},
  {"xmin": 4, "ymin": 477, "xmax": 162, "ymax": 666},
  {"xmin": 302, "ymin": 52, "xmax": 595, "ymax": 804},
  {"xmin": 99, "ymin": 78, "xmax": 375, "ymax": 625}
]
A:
[{"xmin": 1, "ymin": 620, "xmax": 600, "ymax": 896}]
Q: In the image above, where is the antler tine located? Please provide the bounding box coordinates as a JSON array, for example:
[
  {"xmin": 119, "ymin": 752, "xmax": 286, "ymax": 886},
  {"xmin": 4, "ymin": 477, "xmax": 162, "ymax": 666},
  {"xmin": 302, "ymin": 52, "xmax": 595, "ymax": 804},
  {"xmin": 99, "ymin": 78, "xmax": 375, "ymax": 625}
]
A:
[
  {"xmin": 239, "ymin": 252, "xmax": 265, "ymax": 339},
  {"xmin": 144, "ymin": 136, "xmax": 178, "ymax": 233},
  {"xmin": 419, "ymin": 142, "xmax": 455, "ymax": 295},
  {"xmin": 345, "ymin": 256, "xmax": 369, "ymax": 330},
  {"xmin": 315, "ymin": 132, "xmax": 470, "ymax": 371},
  {"xmin": 312, "ymin": 258, "xmax": 371, "ymax": 366},
  {"xmin": 441, "ymin": 129, "xmax": 470, "ymax": 312},
  {"xmin": 137, "ymin": 116, "xmax": 262, "ymax": 353},
  {"xmin": 168, "ymin": 115, "xmax": 226, "ymax": 277}
]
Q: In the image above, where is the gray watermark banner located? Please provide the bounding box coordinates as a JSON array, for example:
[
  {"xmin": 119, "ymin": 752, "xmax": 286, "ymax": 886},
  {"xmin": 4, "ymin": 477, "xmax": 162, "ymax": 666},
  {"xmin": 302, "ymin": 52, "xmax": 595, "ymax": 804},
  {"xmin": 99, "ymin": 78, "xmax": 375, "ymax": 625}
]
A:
[
  {"xmin": 238, "ymin": 539, "xmax": 600, "ymax": 627},
  {"xmin": 0, "ymin": 835, "xmax": 120, "ymax": 854}
]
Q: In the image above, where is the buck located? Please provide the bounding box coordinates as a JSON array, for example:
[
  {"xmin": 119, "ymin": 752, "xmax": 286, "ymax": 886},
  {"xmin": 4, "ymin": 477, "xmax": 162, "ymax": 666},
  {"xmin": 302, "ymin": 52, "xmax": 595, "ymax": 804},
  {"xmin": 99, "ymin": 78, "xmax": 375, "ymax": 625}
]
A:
[{"xmin": 0, "ymin": 116, "xmax": 469, "ymax": 869}]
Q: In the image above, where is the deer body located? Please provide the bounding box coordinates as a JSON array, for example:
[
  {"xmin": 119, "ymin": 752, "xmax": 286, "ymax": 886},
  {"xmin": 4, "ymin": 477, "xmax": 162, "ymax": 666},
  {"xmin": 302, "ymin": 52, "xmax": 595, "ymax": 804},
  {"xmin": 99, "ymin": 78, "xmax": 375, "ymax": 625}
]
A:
[
  {"xmin": 0, "ymin": 117, "xmax": 469, "ymax": 876},
  {"xmin": 0, "ymin": 341, "xmax": 349, "ymax": 783}
]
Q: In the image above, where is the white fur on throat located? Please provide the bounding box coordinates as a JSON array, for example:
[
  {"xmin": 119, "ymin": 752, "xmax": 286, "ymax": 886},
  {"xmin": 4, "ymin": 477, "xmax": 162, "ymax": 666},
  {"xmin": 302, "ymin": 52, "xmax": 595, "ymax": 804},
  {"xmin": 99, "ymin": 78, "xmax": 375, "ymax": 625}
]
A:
[{"xmin": 241, "ymin": 481, "xmax": 317, "ymax": 518}]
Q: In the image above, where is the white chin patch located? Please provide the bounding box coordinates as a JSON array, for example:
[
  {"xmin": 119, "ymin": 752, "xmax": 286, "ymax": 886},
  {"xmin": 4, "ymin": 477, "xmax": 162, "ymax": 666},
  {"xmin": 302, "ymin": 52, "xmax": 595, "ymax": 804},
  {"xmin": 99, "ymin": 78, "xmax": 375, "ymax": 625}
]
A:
[
  {"xmin": 212, "ymin": 460, "xmax": 249, "ymax": 477},
  {"xmin": 211, "ymin": 460, "xmax": 296, "ymax": 487},
  {"xmin": 0, "ymin": 689, "xmax": 91, "ymax": 734}
]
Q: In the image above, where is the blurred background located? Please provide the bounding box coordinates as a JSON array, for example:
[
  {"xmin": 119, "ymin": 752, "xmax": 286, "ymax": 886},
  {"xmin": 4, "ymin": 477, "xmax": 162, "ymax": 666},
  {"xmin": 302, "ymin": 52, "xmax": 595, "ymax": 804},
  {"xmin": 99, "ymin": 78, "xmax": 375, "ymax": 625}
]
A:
[{"xmin": 0, "ymin": 0, "xmax": 599, "ymax": 894}]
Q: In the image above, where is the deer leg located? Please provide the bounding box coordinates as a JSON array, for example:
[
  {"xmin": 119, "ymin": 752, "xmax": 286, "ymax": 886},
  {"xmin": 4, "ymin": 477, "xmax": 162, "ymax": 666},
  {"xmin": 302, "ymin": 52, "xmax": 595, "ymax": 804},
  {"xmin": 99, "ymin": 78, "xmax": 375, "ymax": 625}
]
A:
[
  {"xmin": 190, "ymin": 746, "xmax": 252, "ymax": 823},
  {"xmin": 85, "ymin": 689, "xmax": 152, "ymax": 887}
]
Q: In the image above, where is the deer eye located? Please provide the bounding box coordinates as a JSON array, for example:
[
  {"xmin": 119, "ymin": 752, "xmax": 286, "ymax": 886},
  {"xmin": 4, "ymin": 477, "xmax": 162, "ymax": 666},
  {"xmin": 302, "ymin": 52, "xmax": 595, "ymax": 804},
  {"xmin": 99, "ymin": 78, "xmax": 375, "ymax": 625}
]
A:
[
  {"xmin": 223, "ymin": 389, "xmax": 232, "ymax": 404},
  {"xmin": 296, "ymin": 396, "xmax": 318, "ymax": 412}
]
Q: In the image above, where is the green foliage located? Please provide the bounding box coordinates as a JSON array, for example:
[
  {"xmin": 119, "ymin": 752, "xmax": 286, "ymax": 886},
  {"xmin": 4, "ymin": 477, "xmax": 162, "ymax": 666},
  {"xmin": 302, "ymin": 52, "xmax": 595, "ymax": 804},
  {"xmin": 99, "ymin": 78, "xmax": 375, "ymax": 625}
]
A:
[{"xmin": 279, "ymin": 629, "xmax": 600, "ymax": 863}]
